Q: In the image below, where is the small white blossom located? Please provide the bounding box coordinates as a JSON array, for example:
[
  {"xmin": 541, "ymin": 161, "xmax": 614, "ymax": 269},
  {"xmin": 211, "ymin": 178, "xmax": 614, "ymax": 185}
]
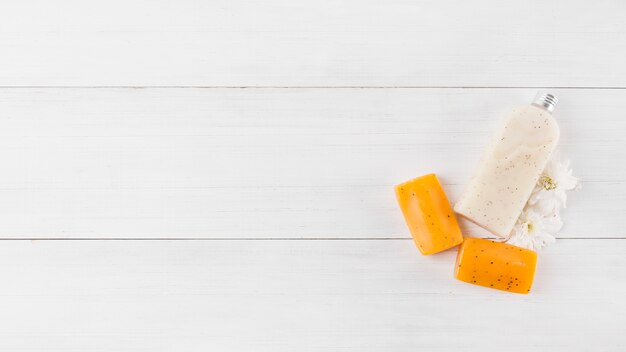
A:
[
  {"xmin": 507, "ymin": 206, "xmax": 562, "ymax": 251},
  {"xmin": 528, "ymin": 154, "xmax": 581, "ymax": 214},
  {"xmin": 507, "ymin": 152, "xmax": 580, "ymax": 251}
]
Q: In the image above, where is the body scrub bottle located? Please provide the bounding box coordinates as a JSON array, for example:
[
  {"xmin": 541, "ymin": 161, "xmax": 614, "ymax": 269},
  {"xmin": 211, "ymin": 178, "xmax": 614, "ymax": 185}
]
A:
[{"xmin": 454, "ymin": 92, "xmax": 560, "ymax": 238}]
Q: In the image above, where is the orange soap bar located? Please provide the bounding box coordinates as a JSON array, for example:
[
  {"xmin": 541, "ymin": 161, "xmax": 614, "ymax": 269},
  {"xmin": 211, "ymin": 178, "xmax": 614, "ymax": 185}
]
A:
[
  {"xmin": 455, "ymin": 238, "xmax": 537, "ymax": 294},
  {"xmin": 395, "ymin": 174, "xmax": 463, "ymax": 255}
]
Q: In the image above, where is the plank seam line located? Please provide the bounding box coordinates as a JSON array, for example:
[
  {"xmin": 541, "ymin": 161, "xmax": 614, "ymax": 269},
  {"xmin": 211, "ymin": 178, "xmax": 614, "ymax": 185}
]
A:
[
  {"xmin": 0, "ymin": 237, "xmax": 622, "ymax": 241},
  {"xmin": 1, "ymin": 86, "xmax": 626, "ymax": 90}
]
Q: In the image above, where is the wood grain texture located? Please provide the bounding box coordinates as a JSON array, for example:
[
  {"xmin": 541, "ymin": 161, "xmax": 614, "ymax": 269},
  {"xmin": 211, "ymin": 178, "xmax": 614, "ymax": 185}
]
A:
[
  {"xmin": 0, "ymin": 88, "xmax": 622, "ymax": 238},
  {"xmin": 0, "ymin": 239, "xmax": 623, "ymax": 351},
  {"xmin": 1, "ymin": 0, "xmax": 625, "ymax": 87},
  {"xmin": 1, "ymin": 0, "xmax": 625, "ymax": 349}
]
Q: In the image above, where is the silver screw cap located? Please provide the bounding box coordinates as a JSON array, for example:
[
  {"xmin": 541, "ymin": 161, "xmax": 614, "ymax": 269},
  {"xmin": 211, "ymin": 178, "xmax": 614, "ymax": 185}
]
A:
[{"xmin": 532, "ymin": 92, "xmax": 558, "ymax": 113}]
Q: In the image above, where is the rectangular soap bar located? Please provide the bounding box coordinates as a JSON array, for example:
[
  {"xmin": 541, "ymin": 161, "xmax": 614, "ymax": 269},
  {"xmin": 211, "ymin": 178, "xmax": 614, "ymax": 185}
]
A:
[
  {"xmin": 455, "ymin": 238, "xmax": 537, "ymax": 294},
  {"xmin": 395, "ymin": 174, "xmax": 463, "ymax": 255}
]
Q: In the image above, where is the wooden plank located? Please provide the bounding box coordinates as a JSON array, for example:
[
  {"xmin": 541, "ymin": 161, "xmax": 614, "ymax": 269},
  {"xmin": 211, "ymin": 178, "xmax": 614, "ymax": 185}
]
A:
[
  {"xmin": 0, "ymin": 88, "xmax": 621, "ymax": 238},
  {"xmin": 1, "ymin": 0, "xmax": 625, "ymax": 87},
  {"xmin": 0, "ymin": 239, "xmax": 622, "ymax": 351}
]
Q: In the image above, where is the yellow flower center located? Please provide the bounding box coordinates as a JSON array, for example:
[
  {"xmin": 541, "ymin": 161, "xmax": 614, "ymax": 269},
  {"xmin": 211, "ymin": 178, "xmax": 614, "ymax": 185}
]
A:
[
  {"xmin": 526, "ymin": 222, "xmax": 534, "ymax": 233},
  {"xmin": 540, "ymin": 175, "xmax": 558, "ymax": 191}
]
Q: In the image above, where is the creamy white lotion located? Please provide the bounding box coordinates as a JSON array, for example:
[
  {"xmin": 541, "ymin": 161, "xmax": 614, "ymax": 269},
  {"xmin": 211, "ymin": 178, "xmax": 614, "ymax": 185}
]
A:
[{"xmin": 454, "ymin": 93, "xmax": 560, "ymax": 238}]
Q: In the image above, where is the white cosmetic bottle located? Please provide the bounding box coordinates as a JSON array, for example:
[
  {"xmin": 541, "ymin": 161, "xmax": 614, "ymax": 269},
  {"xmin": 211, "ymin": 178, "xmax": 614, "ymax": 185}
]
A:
[{"xmin": 454, "ymin": 92, "xmax": 560, "ymax": 238}]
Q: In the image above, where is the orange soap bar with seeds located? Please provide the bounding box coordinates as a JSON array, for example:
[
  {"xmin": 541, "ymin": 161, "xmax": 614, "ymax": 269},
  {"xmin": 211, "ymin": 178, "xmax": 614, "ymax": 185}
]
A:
[
  {"xmin": 455, "ymin": 238, "xmax": 537, "ymax": 294},
  {"xmin": 395, "ymin": 174, "xmax": 463, "ymax": 255}
]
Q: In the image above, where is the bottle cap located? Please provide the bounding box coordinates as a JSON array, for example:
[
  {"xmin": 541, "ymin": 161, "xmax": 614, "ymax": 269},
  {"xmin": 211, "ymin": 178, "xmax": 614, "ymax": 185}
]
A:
[{"xmin": 532, "ymin": 92, "xmax": 557, "ymax": 113}]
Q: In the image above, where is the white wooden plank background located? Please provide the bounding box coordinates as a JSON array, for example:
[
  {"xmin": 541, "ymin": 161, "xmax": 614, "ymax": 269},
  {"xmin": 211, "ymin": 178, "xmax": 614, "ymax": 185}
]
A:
[
  {"xmin": 0, "ymin": 88, "xmax": 621, "ymax": 238},
  {"xmin": 1, "ymin": 0, "xmax": 625, "ymax": 350},
  {"xmin": 1, "ymin": 0, "xmax": 625, "ymax": 87},
  {"xmin": 0, "ymin": 239, "xmax": 624, "ymax": 351}
]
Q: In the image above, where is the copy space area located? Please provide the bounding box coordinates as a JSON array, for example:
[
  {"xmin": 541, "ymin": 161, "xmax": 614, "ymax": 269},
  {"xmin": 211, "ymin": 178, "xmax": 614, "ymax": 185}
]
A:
[{"xmin": 1, "ymin": 0, "xmax": 625, "ymax": 350}]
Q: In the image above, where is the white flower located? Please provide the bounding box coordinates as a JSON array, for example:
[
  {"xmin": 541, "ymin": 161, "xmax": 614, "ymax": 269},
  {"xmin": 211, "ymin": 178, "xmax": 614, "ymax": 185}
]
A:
[
  {"xmin": 507, "ymin": 152, "xmax": 580, "ymax": 251},
  {"xmin": 528, "ymin": 154, "xmax": 581, "ymax": 214},
  {"xmin": 507, "ymin": 206, "xmax": 562, "ymax": 251}
]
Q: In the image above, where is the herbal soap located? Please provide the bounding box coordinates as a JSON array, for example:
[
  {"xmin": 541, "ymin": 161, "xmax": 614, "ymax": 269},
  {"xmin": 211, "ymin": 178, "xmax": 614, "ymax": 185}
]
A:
[
  {"xmin": 454, "ymin": 238, "xmax": 537, "ymax": 294},
  {"xmin": 395, "ymin": 174, "xmax": 463, "ymax": 255}
]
